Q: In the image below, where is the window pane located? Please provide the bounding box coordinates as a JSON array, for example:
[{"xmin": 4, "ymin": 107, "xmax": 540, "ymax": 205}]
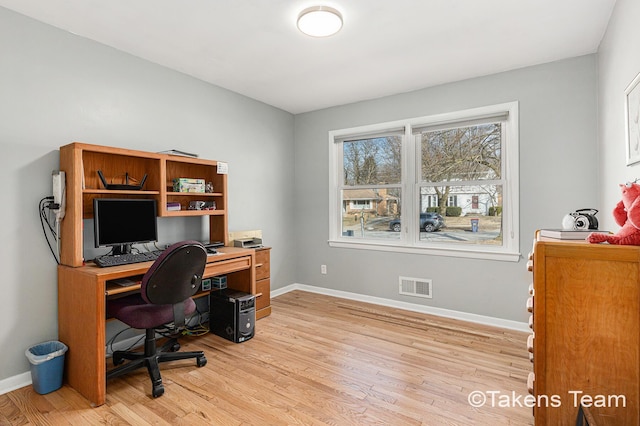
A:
[
  {"xmin": 343, "ymin": 136, "xmax": 402, "ymax": 185},
  {"xmin": 419, "ymin": 185, "xmax": 502, "ymax": 245},
  {"xmin": 420, "ymin": 123, "xmax": 501, "ymax": 182},
  {"xmin": 341, "ymin": 188, "xmax": 401, "ymax": 240}
]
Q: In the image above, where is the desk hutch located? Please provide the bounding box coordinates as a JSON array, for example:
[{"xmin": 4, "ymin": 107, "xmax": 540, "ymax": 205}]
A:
[{"xmin": 57, "ymin": 142, "xmax": 270, "ymax": 406}]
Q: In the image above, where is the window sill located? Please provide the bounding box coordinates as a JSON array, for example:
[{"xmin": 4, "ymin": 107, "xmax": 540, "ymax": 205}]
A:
[{"xmin": 328, "ymin": 239, "xmax": 521, "ymax": 262}]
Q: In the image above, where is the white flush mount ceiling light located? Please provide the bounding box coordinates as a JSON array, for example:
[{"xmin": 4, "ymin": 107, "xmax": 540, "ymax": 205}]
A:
[{"xmin": 297, "ymin": 6, "xmax": 343, "ymax": 37}]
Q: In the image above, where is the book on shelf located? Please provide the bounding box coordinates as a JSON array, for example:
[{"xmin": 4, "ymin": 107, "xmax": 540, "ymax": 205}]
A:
[
  {"xmin": 157, "ymin": 149, "xmax": 199, "ymax": 158},
  {"xmin": 166, "ymin": 202, "xmax": 181, "ymax": 211},
  {"xmin": 539, "ymin": 228, "xmax": 610, "ymax": 240}
]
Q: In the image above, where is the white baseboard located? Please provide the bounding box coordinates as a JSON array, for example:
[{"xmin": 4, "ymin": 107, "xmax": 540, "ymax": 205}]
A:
[
  {"xmin": 0, "ymin": 372, "xmax": 31, "ymax": 396},
  {"xmin": 272, "ymin": 283, "xmax": 529, "ymax": 332}
]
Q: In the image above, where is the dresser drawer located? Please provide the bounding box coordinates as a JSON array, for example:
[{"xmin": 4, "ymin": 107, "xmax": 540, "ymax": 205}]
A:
[
  {"xmin": 256, "ymin": 278, "xmax": 270, "ymax": 310},
  {"xmin": 255, "ymin": 249, "xmax": 271, "ymax": 281}
]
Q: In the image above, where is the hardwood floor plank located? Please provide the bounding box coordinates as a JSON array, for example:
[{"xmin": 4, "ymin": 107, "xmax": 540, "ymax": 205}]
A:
[{"xmin": 2, "ymin": 290, "xmax": 533, "ymax": 425}]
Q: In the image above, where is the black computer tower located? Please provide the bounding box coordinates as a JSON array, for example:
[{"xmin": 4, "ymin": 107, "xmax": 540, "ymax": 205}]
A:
[{"xmin": 209, "ymin": 289, "xmax": 255, "ymax": 343}]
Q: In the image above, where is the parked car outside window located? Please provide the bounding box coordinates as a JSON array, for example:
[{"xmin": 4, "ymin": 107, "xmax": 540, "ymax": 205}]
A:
[{"xmin": 389, "ymin": 212, "xmax": 444, "ymax": 232}]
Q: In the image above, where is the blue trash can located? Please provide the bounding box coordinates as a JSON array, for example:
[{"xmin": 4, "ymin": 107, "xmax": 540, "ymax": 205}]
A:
[
  {"xmin": 470, "ymin": 218, "xmax": 479, "ymax": 232},
  {"xmin": 25, "ymin": 340, "xmax": 68, "ymax": 394}
]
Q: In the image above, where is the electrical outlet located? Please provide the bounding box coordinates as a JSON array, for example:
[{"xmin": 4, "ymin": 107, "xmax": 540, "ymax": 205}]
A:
[{"xmin": 321, "ymin": 264, "xmax": 327, "ymax": 274}]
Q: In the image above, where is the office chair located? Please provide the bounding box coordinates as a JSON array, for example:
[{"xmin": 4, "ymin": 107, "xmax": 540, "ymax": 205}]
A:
[{"xmin": 106, "ymin": 240, "xmax": 208, "ymax": 398}]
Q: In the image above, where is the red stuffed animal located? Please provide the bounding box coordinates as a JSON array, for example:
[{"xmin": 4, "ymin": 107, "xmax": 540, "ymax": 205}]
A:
[{"xmin": 587, "ymin": 182, "xmax": 640, "ymax": 245}]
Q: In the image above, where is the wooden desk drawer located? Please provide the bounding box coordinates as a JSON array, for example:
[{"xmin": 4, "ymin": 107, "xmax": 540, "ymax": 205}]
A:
[
  {"xmin": 204, "ymin": 256, "xmax": 251, "ymax": 277},
  {"xmin": 256, "ymin": 278, "xmax": 270, "ymax": 310},
  {"xmin": 255, "ymin": 250, "xmax": 270, "ymax": 281}
]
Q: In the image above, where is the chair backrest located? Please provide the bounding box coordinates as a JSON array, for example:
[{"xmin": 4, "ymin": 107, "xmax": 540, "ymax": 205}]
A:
[{"xmin": 141, "ymin": 240, "xmax": 207, "ymax": 308}]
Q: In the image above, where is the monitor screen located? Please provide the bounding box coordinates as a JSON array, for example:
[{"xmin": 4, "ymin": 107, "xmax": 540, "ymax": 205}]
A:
[{"xmin": 93, "ymin": 198, "xmax": 158, "ymax": 254}]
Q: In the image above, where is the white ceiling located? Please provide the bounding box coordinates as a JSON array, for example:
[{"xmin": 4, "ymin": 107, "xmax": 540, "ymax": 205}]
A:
[{"xmin": 0, "ymin": 0, "xmax": 616, "ymax": 114}]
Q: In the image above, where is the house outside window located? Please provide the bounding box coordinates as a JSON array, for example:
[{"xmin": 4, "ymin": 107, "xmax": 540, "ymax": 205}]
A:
[
  {"xmin": 329, "ymin": 102, "xmax": 520, "ymax": 261},
  {"xmin": 349, "ymin": 199, "xmax": 372, "ymax": 211}
]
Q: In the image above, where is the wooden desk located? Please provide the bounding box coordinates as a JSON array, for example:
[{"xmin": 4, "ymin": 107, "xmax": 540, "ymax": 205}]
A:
[{"xmin": 57, "ymin": 247, "xmax": 255, "ymax": 407}]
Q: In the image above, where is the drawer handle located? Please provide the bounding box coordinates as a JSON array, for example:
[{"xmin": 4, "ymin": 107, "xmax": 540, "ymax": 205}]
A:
[
  {"xmin": 526, "ymin": 297, "xmax": 534, "ymax": 313},
  {"xmin": 255, "ymin": 292, "xmax": 263, "ymax": 298},
  {"xmin": 255, "ymin": 263, "xmax": 264, "ymax": 268},
  {"xmin": 527, "ymin": 372, "xmax": 535, "ymax": 395}
]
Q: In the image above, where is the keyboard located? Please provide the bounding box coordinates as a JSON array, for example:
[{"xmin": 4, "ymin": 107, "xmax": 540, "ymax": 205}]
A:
[{"xmin": 94, "ymin": 250, "xmax": 163, "ymax": 267}]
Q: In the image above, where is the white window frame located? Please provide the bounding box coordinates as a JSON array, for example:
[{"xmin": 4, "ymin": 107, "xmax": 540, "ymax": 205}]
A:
[{"xmin": 328, "ymin": 102, "xmax": 520, "ymax": 262}]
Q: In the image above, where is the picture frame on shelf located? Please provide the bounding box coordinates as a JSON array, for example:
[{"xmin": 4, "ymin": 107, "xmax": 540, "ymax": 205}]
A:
[{"xmin": 625, "ymin": 71, "xmax": 640, "ymax": 165}]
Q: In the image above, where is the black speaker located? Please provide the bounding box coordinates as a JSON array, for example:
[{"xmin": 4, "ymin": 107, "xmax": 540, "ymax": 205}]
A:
[{"xmin": 209, "ymin": 289, "xmax": 255, "ymax": 343}]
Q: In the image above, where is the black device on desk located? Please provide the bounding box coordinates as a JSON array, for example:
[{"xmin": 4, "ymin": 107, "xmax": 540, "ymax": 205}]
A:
[
  {"xmin": 97, "ymin": 170, "xmax": 147, "ymax": 190},
  {"xmin": 93, "ymin": 198, "xmax": 159, "ymax": 266},
  {"xmin": 201, "ymin": 241, "xmax": 224, "ymax": 255},
  {"xmin": 209, "ymin": 289, "xmax": 255, "ymax": 343},
  {"xmin": 94, "ymin": 250, "xmax": 162, "ymax": 267}
]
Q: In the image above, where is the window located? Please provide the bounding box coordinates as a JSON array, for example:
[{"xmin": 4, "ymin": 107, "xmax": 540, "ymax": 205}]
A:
[
  {"xmin": 329, "ymin": 102, "xmax": 519, "ymax": 261},
  {"xmin": 337, "ymin": 131, "xmax": 403, "ymax": 240}
]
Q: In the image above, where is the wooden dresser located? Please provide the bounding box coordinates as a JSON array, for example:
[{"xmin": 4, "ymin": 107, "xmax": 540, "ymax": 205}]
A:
[
  {"xmin": 527, "ymin": 233, "xmax": 639, "ymax": 425},
  {"xmin": 255, "ymin": 247, "xmax": 271, "ymax": 319}
]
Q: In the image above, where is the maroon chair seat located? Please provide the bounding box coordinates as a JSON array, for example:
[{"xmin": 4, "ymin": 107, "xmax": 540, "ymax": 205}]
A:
[
  {"xmin": 106, "ymin": 241, "xmax": 208, "ymax": 398},
  {"xmin": 108, "ymin": 296, "xmax": 196, "ymax": 330}
]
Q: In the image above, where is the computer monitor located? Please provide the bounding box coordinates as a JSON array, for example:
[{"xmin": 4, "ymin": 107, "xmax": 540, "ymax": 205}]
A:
[{"xmin": 93, "ymin": 198, "xmax": 158, "ymax": 255}]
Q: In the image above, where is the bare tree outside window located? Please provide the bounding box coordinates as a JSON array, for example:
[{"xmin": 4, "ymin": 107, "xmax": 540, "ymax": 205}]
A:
[
  {"xmin": 343, "ymin": 136, "xmax": 402, "ymax": 186},
  {"xmin": 418, "ymin": 122, "xmax": 503, "ymax": 245},
  {"xmin": 421, "ymin": 123, "xmax": 501, "ymax": 214},
  {"xmin": 341, "ymin": 136, "xmax": 402, "ymax": 239}
]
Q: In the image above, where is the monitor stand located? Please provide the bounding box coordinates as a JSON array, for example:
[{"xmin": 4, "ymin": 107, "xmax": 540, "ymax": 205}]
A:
[{"xmin": 112, "ymin": 244, "xmax": 132, "ymax": 256}]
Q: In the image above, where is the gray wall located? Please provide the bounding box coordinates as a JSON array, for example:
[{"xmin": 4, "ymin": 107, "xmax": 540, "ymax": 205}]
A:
[
  {"xmin": 293, "ymin": 55, "xmax": 598, "ymax": 323},
  {"xmin": 0, "ymin": 3, "xmax": 609, "ymax": 386},
  {"xmin": 0, "ymin": 7, "xmax": 295, "ymax": 381},
  {"xmin": 598, "ymin": 0, "xmax": 640, "ymax": 222}
]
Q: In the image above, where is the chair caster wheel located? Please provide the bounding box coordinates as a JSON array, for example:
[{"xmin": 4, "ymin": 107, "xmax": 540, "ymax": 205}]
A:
[
  {"xmin": 152, "ymin": 384, "xmax": 165, "ymax": 398},
  {"xmin": 197, "ymin": 355, "xmax": 207, "ymax": 367},
  {"xmin": 113, "ymin": 354, "xmax": 124, "ymax": 366},
  {"xmin": 170, "ymin": 342, "xmax": 181, "ymax": 352}
]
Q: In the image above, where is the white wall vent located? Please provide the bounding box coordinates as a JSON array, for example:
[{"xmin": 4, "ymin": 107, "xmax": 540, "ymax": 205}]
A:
[{"xmin": 399, "ymin": 276, "xmax": 433, "ymax": 299}]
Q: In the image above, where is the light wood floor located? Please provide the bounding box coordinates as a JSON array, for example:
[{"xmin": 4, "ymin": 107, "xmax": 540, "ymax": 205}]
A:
[{"xmin": 1, "ymin": 290, "xmax": 534, "ymax": 425}]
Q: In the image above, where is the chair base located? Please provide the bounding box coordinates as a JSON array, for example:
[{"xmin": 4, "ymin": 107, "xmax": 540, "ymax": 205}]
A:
[{"xmin": 106, "ymin": 329, "xmax": 207, "ymax": 398}]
